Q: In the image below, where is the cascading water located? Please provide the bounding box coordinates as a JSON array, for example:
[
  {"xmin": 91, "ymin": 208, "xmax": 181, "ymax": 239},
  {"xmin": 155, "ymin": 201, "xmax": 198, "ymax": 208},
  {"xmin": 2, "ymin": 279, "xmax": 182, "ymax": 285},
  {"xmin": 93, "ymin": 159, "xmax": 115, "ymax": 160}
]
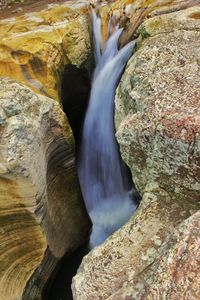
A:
[{"xmin": 78, "ymin": 12, "xmax": 138, "ymax": 247}]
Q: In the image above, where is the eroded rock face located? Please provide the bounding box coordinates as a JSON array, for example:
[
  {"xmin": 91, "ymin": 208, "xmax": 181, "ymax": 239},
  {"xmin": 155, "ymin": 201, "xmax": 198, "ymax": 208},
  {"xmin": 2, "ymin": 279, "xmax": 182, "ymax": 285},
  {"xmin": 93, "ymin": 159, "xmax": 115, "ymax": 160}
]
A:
[
  {"xmin": 72, "ymin": 192, "xmax": 198, "ymax": 300},
  {"xmin": 107, "ymin": 211, "xmax": 200, "ymax": 300},
  {"xmin": 72, "ymin": 6, "xmax": 200, "ymax": 300},
  {"xmin": 0, "ymin": 77, "xmax": 90, "ymax": 300},
  {"xmin": 97, "ymin": 0, "xmax": 199, "ymax": 46},
  {"xmin": 116, "ymin": 5, "xmax": 200, "ymax": 203},
  {"xmin": 0, "ymin": 0, "xmax": 91, "ymax": 100}
]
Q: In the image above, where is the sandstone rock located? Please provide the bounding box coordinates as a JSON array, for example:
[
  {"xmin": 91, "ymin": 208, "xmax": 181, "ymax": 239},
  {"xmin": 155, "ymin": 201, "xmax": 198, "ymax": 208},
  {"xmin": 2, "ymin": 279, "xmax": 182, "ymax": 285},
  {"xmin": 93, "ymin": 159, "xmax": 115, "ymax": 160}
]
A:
[
  {"xmin": 1, "ymin": 0, "xmax": 197, "ymax": 103},
  {"xmin": 97, "ymin": 0, "xmax": 199, "ymax": 46},
  {"xmin": 0, "ymin": 77, "xmax": 90, "ymax": 300},
  {"xmin": 72, "ymin": 6, "xmax": 200, "ymax": 300},
  {"xmin": 0, "ymin": 0, "xmax": 91, "ymax": 100}
]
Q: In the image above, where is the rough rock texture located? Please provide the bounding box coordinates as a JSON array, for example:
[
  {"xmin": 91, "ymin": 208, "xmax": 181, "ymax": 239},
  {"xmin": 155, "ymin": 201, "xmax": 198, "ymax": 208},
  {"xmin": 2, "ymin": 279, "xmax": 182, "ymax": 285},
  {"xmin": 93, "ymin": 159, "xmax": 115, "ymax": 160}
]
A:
[
  {"xmin": 0, "ymin": 0, "xmax": 91, "ymax": 100},
  {"xmin": 0, "ymin": 77, "xmax": 90, "ymax": 300},
  {"xmin": 72, "ymin": 192, "xmax": 198, "ymax": 300},
  {"xmin": 97, "ymin": 0, "xmax": 200, "ymax": 45},
  {"xmin": 72, "ymin": 6, "xmax": 200, "ymax": 300},
  {"xmin": 1, "ymin": 0, "xmax": 197, "ymax": 101},
  {"xmin": 116, "ymin": 5, "xmax": 200, "ymax": 201},
  {"xmin": 107, "ymin": 211, "xmax": 200, "ymax": 300}
]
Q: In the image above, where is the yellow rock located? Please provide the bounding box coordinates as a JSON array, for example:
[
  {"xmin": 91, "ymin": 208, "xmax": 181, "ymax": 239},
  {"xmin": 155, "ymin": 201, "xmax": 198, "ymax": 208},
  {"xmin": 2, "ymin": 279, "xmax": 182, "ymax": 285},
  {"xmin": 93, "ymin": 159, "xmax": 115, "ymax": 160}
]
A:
[
  {"xmin": 1, "ymin": 0, "xmax": 197, "ymax": 102},
  {"xmin": 97, "ymin": 0, "xmax": 199, "ymax": 45},
  {"xmin": 0, "ymin": 175, "xmax": 46, "ymax": 300},
  {"xmin": 0, "ymin": 77, "xmax": 90, "ymax": 300},
  {"xmin": 0, "ymin": 1, "xmax": 91, "ymax": 101}
]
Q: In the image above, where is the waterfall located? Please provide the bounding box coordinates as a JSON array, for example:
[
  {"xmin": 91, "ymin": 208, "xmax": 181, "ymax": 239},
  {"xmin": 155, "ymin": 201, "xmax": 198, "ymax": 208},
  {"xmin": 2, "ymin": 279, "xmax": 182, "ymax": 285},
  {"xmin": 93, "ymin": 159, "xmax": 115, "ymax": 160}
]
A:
[{"xmin": 78, "ymin": 12, "xmax": 137, "ymax": 247}]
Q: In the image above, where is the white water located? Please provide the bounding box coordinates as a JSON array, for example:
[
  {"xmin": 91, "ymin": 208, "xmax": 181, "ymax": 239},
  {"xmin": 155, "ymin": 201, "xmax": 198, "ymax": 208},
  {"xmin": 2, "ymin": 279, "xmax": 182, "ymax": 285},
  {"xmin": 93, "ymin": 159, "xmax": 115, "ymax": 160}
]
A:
[{"xmin": 78, "ymin": 12, "xmax": 137, "ymax": 247}]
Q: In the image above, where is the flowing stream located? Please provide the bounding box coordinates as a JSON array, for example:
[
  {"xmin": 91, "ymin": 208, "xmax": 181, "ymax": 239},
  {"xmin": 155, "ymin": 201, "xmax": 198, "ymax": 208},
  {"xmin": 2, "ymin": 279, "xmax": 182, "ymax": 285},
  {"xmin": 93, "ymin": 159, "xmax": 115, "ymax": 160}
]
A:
[
  {"xmin": 78, "ymin": 12, "xmax": 138, "ymax": 247},
  {"xmin": 45, "ymin": 12, "xmax": 140, "ymax": 300}
]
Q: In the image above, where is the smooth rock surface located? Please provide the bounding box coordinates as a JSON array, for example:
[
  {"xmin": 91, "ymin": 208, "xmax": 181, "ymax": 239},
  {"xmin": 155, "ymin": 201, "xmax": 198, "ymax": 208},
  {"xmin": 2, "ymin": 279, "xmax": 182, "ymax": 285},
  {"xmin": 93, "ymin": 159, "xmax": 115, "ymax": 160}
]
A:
[
  {"xmin": 0, "ymin": 77, "xmax": 90, "ymax": 300},
  {"xmin": 0, "ymin": 0, "xmax": 91, "ymax": 100},
  {"xmin": 72, "ymin": 6, "xmax": 200, "ymax": 300}
]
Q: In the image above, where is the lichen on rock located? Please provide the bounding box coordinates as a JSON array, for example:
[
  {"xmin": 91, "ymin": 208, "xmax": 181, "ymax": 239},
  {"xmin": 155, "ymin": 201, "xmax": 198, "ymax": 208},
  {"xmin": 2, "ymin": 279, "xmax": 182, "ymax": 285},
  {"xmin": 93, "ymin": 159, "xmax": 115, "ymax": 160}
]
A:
[
  {"xmin": 116, "ymin": 6, "xmax": 200, "ymax": 202},
  {"xmin": 72, "ymin": 5, "xmax": 200, "ymax": 300}
]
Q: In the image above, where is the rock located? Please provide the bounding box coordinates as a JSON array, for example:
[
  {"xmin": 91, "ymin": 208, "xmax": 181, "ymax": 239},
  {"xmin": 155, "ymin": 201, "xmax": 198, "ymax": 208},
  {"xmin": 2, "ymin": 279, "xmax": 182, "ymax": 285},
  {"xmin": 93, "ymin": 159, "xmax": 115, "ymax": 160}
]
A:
[
  {"xmin": 0, "ymin": 0, "xmax": 91, "ymax": 100},
  {"xmin": 72, "ymin": 190, "xmax": 198, "ymax": 300},
  {"xmin": 0, "ymin": 77, "xmax": 90, "ymax": 300},
  {"xmin": 116, "ymin": 5, "xmax": 200, "ymax": 202},
  {"xmin": 12, "ymin": 7, "xmax": 23, "ymax": 13},
  {"xmin": 107, "ymin": 211, "xmax": 200, "ymax": 300},
  {"xmin": 97, "ymin": 0, "xmax": 199, "ymax": 46},
  {"xmin": 1, "ymin": 0, "xmax": 197, "ymax": 103},
  {"xmin": 72, "ymin": 6, "xmax": 200, "ymax": 300}
]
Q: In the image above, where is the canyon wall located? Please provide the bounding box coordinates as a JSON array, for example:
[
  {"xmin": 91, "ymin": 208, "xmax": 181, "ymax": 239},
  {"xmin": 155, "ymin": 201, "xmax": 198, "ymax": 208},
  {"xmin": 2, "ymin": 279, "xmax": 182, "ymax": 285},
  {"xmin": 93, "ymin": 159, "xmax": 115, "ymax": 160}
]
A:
[
  {"xmin": 0, "ymin": 1, "xmax": 92, "ymax": 299},
  {"xmin": 0, "ymin": 0, "xmax": 199, "ymax": 299}
]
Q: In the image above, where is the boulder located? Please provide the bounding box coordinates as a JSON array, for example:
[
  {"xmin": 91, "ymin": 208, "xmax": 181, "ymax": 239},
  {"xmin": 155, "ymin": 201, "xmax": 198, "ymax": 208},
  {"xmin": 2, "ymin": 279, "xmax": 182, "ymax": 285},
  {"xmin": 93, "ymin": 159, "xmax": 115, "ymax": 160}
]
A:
[
  {"xmin": 72, "ymin": 191, "xmax": 197, "ymax": 300},
  {"xmin": 108, "ymin": 211, "xmax": 200, "ymax": 300},
  {"xmin": 72, "ymin": 6, "xmax": 200, "ymax": 300},
  {"xmin": 116, "ymin": 5, "xmax": 200, "ymax": 202},
  {"xmin": 97, "ymin": 0, "xmax": 199, "ymax": 45},
  {"xmin": 0, "ymin": 77, "xmax": 90, "ymax": 300}
]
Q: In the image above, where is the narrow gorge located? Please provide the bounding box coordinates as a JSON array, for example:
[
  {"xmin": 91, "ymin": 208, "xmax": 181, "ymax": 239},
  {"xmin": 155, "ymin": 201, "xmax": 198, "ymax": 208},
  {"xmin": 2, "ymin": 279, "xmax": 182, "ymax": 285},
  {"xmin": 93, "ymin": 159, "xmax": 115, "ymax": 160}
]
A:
[
  {"xmin": 0, "ymin": 1, "xmax": 199, "ymax": 300},
  {"xmin": 78, "ymin": 11, "xmax": 140, "ymax": 247}
]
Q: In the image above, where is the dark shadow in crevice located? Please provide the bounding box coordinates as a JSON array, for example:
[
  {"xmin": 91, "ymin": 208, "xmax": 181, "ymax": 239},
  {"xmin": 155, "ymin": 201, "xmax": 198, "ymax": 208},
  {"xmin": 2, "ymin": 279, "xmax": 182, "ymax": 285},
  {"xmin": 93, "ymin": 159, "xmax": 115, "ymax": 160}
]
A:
[
  {"xmin": 61, "ymin": 64, "xmax": 91, "ymax": 149},
  {"xmin": 43, "ymin": 242, "xmax": 90, "ymax": 300},
  {"xmin": 122, "ymin": 164, "xmax": 142, "ymax": 207},
  {"xmin": 43, "ymin": 64, "xmax": 91, "ymax": 300},
  {"xmin": 44, "ymin": 62, "xmax": 141, "ymax": 300}
]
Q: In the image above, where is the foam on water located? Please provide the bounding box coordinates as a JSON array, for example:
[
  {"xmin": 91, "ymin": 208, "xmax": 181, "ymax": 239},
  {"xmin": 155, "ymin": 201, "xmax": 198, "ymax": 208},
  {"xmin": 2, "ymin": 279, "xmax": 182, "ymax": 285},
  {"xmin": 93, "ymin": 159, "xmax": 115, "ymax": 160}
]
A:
[{"xmin": 78, "ymin": 12, "xmax": 137, "ymax": 247}]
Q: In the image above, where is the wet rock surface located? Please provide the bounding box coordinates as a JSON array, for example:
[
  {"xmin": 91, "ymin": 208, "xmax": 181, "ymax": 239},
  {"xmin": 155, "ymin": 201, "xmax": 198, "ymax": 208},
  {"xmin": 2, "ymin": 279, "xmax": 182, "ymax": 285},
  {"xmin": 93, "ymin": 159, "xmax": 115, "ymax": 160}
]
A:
[{"xmin": 72, "ymin": 5, "xmax": 200, "ymax": 300}]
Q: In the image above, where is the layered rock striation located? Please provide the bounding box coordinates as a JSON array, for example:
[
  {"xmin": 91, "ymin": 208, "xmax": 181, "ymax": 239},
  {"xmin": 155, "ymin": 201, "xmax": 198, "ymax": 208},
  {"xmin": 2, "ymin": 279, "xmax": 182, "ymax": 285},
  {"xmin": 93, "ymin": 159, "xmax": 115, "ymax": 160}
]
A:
[
  {"xmin": 0, "ymin": 2, "xmax": 93, "ymax": 299},
  {"xmin": 0, "ymin": 0, "xmax": 91, "ymax": 100},
  {"xmin": 0, "ymin": 1, "xmax": 200, "ymax": 299},
  {"xmin": 97, "ymin": 0, "xmax": 200, "ymax": 46},
  {"xmin": 0, "ymin": 78, "xmax": 90, "ymax": 300}
]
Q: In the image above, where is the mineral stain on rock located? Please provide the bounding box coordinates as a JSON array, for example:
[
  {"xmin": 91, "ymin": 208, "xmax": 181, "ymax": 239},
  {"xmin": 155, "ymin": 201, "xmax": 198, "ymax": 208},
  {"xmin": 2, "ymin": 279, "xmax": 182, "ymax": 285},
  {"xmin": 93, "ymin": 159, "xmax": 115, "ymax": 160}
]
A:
[
  {"xmin": 72, "ymin": 4, "xmax": 200, "ymax": 300},
  {"xmin": 0, "ymin": 0, "xmax": 200, "ymax": 299},
  {"xmin": 0, "ymin": 77, "xmax": 90, "ymax": 300}
]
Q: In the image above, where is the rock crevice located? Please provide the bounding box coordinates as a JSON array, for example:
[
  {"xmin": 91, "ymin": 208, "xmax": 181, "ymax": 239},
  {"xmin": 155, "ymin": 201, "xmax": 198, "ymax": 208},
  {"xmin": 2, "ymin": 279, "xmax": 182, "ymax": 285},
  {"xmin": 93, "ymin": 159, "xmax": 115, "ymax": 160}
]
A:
[
  {"xmin": 72, "ymin": 5, "xmax": 200, "ymax": 300},
  {"xmin": 0, "ymin": 78, "xmax": 91, "ymax": 300}
]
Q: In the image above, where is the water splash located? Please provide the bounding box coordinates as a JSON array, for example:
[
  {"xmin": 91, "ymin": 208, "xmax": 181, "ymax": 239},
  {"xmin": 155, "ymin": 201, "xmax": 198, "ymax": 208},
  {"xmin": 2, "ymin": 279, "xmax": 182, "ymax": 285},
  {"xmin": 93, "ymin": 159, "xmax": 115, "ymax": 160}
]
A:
[{"xmin": 78, "ymin": 12, "xmax": 137, "ymax": 247}]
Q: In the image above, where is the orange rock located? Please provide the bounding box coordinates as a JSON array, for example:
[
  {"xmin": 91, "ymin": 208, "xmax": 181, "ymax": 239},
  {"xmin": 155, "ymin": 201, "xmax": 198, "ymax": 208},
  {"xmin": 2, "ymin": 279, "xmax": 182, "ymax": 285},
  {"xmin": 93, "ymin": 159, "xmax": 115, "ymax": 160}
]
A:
[
  {"xmin": 0, "ymin": 1, "xmax": 91, "ymax": 101},
  {"xmin": 0, "ymin": 77, "xmax": 90, "ymax": 300}
]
